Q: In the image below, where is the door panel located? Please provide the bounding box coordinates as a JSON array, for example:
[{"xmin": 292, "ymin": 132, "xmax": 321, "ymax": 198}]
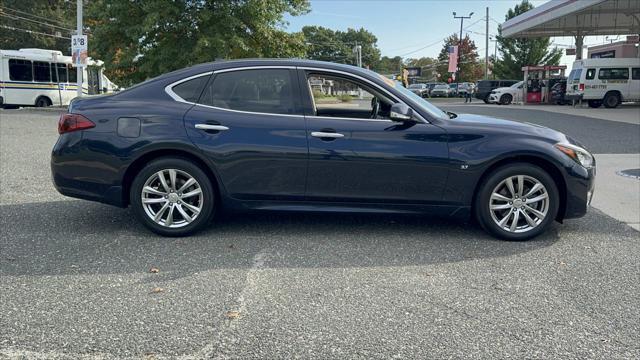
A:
[
  {"xmin": 184, "ymin": 106, "xmax": 308, "ymax": 200},
  {"xmin": 305, "ymin": 117, "xmax": 449, "ymax": 203}
]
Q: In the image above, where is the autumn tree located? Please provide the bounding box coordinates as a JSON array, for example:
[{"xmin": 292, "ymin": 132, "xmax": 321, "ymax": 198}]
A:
[{"xmin": 437, "ymin": 34, "xmax": 483, "ymax": 82}]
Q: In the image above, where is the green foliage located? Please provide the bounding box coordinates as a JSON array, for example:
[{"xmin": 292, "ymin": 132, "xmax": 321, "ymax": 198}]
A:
[
  {"xmin": 86, "ymin": 0, "xmax": 310, "ymax": 86},
  {"xmin": 337, "ymin": 94, "xmax": 352, "ymax": 102},
  {"xmin": 302, "ymin": 26, "xmax": 381, "ymax": 68},
  {"xmin": 375, "ymin": 56, "xmax": 404, "ymax": 74},
  {"xmin": 312, "ymin": 90, "xmax": 325, "ymax": 99},
  {"xmin": 494, "ymin": 0, "xmax": 563, "ymax": 80},
  {"xmin": 0, "ymin": 0, "xmax": 75, "ymax": 51},
  {"xmin": 436, "ymin": 34, "xmax": 483, "ymax": 82}
]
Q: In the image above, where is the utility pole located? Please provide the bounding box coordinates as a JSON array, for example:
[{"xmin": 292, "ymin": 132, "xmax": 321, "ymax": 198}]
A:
[
  {"xmin": 453, "ymin": 11, "xmax": 473, "ymax": 89},
  {"xmin": 76, "ymin": 0, "xmax": 83, "ymax": 98},
  {"xmin": 485, "ymin": 7, "xmax": 489, "ymax": 79}
]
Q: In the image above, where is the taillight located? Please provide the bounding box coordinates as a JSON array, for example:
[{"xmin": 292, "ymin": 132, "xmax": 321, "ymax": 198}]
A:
[
  {"xmin": 58, "ymin": 113, "xmax": 95, "ymax": 134},
  {"xmin": 579, "ymin": 83, "xmax": 585, "ymax": 91}
]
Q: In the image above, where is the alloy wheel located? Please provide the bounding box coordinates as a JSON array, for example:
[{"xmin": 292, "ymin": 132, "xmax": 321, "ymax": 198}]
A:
[
  {"xmin": 141, "ymin": 169, "xmax": 203, "ymax": 228},
  {"xmin": 489, "ymin": 175, "xmax": 549, "ymax": 233}
]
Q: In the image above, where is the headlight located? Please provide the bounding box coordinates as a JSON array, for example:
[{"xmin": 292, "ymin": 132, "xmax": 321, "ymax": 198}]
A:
[{"xmin": 555, "ymin": 143, "xmax": 594, "ymax": 168}]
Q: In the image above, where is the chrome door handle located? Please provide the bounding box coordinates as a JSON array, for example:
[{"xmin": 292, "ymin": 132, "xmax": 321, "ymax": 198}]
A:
[
  {"xmin": 195, "ymin": 124, "xmax": 229, "ymax": 131},
  {"xmin": 311, "ymin": 132, "xmax": 344, "ymax": 138}
]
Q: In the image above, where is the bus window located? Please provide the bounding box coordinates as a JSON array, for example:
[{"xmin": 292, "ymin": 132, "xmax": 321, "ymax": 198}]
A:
[
  {"xmin": 68, "ymin": 65, "xmax": 77, "ymax": 83},
  {"xmin": 9, "ymin": 59, "xmax": 33, "ymax": 82},
  {"xmin": 33, "ymin": 61, "xmax": 52, "ymax": 83},
  {"xmin": 56, "ymin": 63, "xmax": 68, "ymax": 83}
]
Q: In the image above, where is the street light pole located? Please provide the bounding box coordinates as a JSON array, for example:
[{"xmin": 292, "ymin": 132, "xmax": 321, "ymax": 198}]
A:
[{"xmin": 453, "ymin": 11, "xmax": 473, "ymax": 90}]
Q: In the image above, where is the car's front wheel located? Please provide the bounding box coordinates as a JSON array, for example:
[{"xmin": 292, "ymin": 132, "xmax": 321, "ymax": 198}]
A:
[
  {"xmin": 475, "ymin": 163, "xmax": 559, "ymax": 241},
  {"xmin": 130, "ymin": 157, "xmax": 215, "ymax": 236}
]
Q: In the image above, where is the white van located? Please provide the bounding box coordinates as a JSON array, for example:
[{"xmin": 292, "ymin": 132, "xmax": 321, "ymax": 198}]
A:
[
  {"xmin": 0, "ymin": 48, "xmax": 117, "ymax": 108},
  {"xmin": 565, "ymin": 58, "xmax": 640, "ymax": 108}
]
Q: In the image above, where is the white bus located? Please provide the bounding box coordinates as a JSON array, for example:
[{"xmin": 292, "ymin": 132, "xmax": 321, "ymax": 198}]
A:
[
  {"xmin": 565, "ymin": 58, "xmax": 640, "ymax": 108},
  {"xmin": 0, "ymin": 48, "xmax": 118, "ymax": 108}
]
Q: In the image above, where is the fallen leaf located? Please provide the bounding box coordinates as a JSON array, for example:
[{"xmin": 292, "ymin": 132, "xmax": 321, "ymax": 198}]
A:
[
  {"xmin": 225, "ymin": 310, "xmax": 241, "ymax": 319},
  {"xmin": 150, "ymin": 287, "xmax": 164, "ymax": 294},
  {"xmin": 150, "ymin": 267, "xmax": 160, "ymax": 273}
]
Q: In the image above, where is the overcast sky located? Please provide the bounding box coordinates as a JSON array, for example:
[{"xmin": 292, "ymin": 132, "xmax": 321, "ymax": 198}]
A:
[{"xmin": 284, "ymin": 0, "xmax": 611, "ymax": 67}]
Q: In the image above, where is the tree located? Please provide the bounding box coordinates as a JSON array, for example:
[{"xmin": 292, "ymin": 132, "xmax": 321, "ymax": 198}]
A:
[
  {"xmin": 302, "ymin": 26, "xmax": 381, "ymax": 68},
  {"xmin": 0, "ymin": 0, "xmax": 76, "ymax": 51},
  {"xmin": 494, "ymin": 0, "xmax": 562, "ymax": 79},
  {"xmin": 436, "ymin": 34, "xmax": 483, "ymax": 82},
  {"xmin": 375, "ymin": 56, "xmax": 403, "ymax": 74},
  {"xmin": 86, "ymin": 0, "xmax": 310, "ymax": 86}
]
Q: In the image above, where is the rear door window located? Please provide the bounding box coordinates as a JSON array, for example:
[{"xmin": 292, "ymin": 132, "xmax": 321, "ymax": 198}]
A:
[
  {"xmin": 200, "ymin": 69, "xmax": 298, "ymax": 115},
  {"xmin": 598, "ymin": 68, "xmax": 629, "ymax": 80},
  {"xmin": 585, "ymin": 68, "xmax": 596, "ymax": 80},
  {"xmin": 9, "ymin": 59, "xmax": 33, "ymax": 81},
  {"xmin": 631, "ymin": 68, "xmax": 639, "ymax": 80}
]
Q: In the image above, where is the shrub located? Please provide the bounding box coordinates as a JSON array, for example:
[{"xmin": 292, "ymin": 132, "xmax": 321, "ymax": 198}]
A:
[
  {"xmin": 312, "ymin": 90, "xmax": 325, "ymax": 99},
  {"xmin": 338, "ymin": 94, "xmax": 352, "ymax": 103}
]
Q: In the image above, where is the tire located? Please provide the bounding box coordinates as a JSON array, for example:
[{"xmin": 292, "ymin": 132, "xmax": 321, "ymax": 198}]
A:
[
  {"xmin": 35, "ymin": 97, "xmax": 50, "ymax": 107},
  {"xmin": 474, "ymin": 163, "xmax": 559, "ymax": 241},
  {"xmin": 588, "ymin": 100, "xmax": 602, "ymax": 108},
  {"xmin": 500, "ymin": 94, "xmax": 513, "ymax": 105},
  {"xmin": 603, "ymin": 92, "xmax": 621, "ymax": 108},
  {"xmin": 130, "ymin": 157, "xmax": 215, "ymax": 237},
  {"xmin": 483, "ymin": 94, "xmax": 490, "ymax": 104}
]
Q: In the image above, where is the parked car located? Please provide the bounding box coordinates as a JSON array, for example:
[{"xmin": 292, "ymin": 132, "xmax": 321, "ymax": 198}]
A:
[
  {"xmin": 550, "ymin": 79, "xmax": 568, "ymax": 105},
  {"xmin": 426, "ymin": 82, "xmax": 446, "ymax": 97},
  {"xmin": 475, "ymin": 79, "xmax": 520, "ymax": 103},
  {"xmin": 488, "ymin": 81, "xmax": 524, "ymax": 105},
  {"xmin": 449, "ymin": 83, "xmax": 459, "ymax": 97},
  {"xmin": 430, "ymin": 84, "xmax": 452, "ymax": 97},
  {"xmin": 565, "ymin": 58, "xmax": 640, "ymax": 108},
  {"xmin": 408, "ymin": 83, "xmax": 429, "ymax": 98},
  {"xmin": 52, "ymin": 59, "xmax": 595, "ymax": 241}
]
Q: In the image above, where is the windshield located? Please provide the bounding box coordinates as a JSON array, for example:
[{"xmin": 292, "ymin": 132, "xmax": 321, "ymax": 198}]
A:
[
  {"xmin": 408, "ymin": 84, "xmax": 422, "ymax": 89},
  {"xmin": 511, "ymin": 81, "xmax": 523, "ymax": 88},
  {"xmin": 434, "ymin": 85, "xmax": 448, "ymax": 89}
]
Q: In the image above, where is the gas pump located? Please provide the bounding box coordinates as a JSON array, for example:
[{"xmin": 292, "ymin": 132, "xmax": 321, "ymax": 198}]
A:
[{"xmin": 522, "ymin": 65, "xmax": 566, "ymax": 104}]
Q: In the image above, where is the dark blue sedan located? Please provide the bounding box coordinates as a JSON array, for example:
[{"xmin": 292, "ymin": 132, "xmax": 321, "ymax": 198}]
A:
[{"xmin": 52, "ymin": 59, "xmax": 595, "ymax": 240}]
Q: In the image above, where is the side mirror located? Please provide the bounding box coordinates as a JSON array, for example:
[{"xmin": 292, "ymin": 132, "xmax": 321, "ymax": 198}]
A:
[{"xmin": 390, "ymin": 103, "xmax": 413, "ymax": 122}]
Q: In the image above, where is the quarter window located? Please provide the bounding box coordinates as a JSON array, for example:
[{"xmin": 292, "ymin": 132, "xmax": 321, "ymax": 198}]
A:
[
  {"xmin": 598, "ymin": 68, "xmax": 629, "ymax": 80},
  {"xmin": 632, "ymin": 68, "xmax": 640, "ymax": 80},
  {"xmin": 33, "ymin": 61, "xmax": 51, "ymax": 82},
  {"xmin": 585, "ymin": 68, "xmax": 596, "ymax": 80},
  {"xmin": 200, "ymin": 69, "xmax": 297, "ymax": 115},
  {"xmin": 172, "ymin": 75, "xmax": 209, "ymax": 102},
  {"xmin": 9, "ymin": 59, "xmax": 33, "ymax": 81}
]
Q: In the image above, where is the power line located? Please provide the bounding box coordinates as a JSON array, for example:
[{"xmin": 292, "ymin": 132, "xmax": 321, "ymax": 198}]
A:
[
  {"xmin": 0, "ymin": 24, "xmax": 70, "ymax": 39},
  {"xmin": 0, "ymin": 12, "xmax": 73, "ymax": 32},
  {"xmin": 0, "ymin": 6, "xmax": 70, "ymax": 27}
]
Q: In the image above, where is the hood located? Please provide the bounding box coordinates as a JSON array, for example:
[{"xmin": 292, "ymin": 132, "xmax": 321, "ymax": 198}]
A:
[{"xmin": 450, "ymin": 113, "xmax": 569, "ymax": 143}]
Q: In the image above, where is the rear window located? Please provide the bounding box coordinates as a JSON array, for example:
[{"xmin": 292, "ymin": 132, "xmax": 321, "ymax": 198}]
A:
[
  {"xmin": 9, "ymin": 59, "xmax": 32, "ymax": 81},
  {"xmin": 599, "ymin": 68, "xmax": 629, "ymax": 80},
  {"xmin": 172, "ymin": 75, "xmax": 209, "ymax": 102}
]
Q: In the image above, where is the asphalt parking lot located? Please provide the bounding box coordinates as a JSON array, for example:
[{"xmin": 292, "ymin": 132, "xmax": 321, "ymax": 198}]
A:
[{"xmin": 1, "ymin": 108, "xmax": 639, "ymax": 359}]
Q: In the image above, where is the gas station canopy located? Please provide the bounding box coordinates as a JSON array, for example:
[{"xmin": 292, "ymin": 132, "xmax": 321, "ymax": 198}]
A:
[{"xmin": 502, "ymin": 0, "xmax": 640, "ymax": 38}]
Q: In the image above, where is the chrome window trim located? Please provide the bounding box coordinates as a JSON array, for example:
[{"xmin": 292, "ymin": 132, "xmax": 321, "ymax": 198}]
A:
[
  {"xmin": 164, "ymin": 71, "xmax": 213, "ymax": 103},
  {"xmin": 163, "ymin": 65, "xmax": 428, "ymax": 123}
]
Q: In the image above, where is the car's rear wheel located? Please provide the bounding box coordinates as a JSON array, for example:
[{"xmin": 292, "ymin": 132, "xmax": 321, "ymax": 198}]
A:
[
  {"xmin": 130, "ymin": 157, "xmax": 215, "ymax": 236},
  {"xmin": 500, "ymin": 94, "xmax": 513, "ymax": 105},
  {"xmin": 35, "ymin": 97, "xmax": 50, "ymax": 107},
  {"xmin": 475, "ymin": 163, "xmax": 559, "ymax": 241},
  {"xmin": 483, "ymin": 94, "xmax": 490, "ymax": 104}
]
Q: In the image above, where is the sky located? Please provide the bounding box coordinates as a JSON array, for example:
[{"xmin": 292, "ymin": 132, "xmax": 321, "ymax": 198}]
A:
[{"xmin": 284, "ymin": 0, "xmax": 610, "ymax": 67}]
